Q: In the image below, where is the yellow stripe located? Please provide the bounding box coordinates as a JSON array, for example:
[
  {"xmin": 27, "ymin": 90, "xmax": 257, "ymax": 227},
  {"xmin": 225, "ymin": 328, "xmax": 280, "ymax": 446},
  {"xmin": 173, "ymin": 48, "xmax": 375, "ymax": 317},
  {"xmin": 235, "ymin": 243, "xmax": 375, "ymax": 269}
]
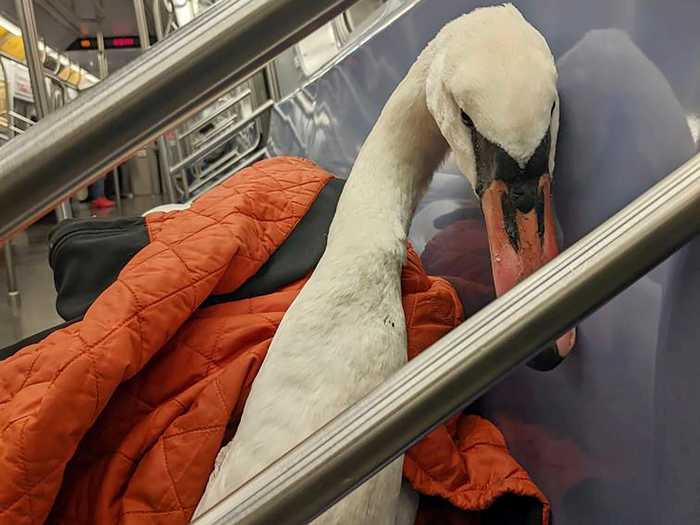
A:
[{"xmin": 0, "ymin": 35, "xmax": 25, "ymax": 61}]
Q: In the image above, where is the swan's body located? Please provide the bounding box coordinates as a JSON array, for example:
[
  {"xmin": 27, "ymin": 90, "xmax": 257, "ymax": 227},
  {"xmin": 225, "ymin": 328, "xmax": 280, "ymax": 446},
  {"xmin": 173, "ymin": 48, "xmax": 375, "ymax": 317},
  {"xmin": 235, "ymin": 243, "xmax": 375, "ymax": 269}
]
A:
[{"xmin": 195, "ymin": 5, "xmax": 571, "ymax": 523}]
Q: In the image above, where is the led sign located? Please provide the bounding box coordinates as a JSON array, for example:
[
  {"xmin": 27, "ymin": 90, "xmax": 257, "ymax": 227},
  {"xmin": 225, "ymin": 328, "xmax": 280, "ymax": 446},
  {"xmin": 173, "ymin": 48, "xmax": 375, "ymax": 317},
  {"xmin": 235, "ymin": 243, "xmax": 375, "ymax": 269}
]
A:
[{"xmin": 67, "ymin": 35, "xmax": 154, "ymax": 51}]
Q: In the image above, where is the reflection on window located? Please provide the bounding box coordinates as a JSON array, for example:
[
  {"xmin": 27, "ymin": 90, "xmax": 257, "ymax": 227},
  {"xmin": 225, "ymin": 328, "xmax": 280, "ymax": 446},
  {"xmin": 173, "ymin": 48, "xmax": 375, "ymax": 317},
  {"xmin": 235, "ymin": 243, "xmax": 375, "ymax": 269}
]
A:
[
  {"xmin": 292, "ymin": 0, "xmax": 407, "ymax": 77},
  {"xmin": 688, "ymin": 114, "xmax": 700, "ymax": 147},
  {"xmin": 295, "ymin": 24, "xmax": 340, "ymax": 76}
]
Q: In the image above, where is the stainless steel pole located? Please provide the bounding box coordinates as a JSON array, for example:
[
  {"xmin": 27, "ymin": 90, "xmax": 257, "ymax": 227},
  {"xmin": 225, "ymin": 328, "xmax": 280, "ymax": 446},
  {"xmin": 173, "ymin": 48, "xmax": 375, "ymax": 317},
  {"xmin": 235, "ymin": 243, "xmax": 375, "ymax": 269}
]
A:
[
  {"xmin": 0, "ymin": 0, "xmax": 362, "ymax": 240},
  {"xmin": 96, "ymin": 31, "xmax": 109, "ymax": 78},
  {"xmin": 135, "ymin": 0, "xmax": 186, "ymax": 204},
  {"xmin": 15, "ymin": 0, "xmax": 49, "ymax": 118},
  {"xmin": 154, "ymin": 0, "xmax": 187, "ymax": 201},
  {"xmin": 14, "ymin": 0, "xmax": 72, "ymax": 220},
  {"xmin": 97, "ymin": 31, "xmax": 122, "ymax": 214},
  {"xmin": 0, "ymin": 58, "xmax": 20, "ymax": 307},
  {"xmin": 152, "ymin": 0, "xmax": 165, "ymax": 41},
  {"xmin": 156, "ymin": 124, "xmax": 178, "ymax": 203},
  {"xmin": 169, "ymin": 100, "xmax": 274, "ymax": 173},
  {"xmin": 263, "ymin": 64, "xmax": 281, "ymax": 101},
  {"xmin": 192, "ymin": 152, "xmax": 700, "ymax": 525},
  {"xmin": 133, "ymin": 0, "xmax": 151, "ymax": 49},
  {"xmin": 3, "ymin": 242, "xmax": 20, "ymax": 310}
]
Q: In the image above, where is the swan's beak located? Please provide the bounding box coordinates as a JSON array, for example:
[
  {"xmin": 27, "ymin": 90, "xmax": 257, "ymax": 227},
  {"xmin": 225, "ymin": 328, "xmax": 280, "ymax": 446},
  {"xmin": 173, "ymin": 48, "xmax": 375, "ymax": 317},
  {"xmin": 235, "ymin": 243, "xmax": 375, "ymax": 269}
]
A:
[{"xmin": 480, "ymin": 173, "xmax": 576, "ymax": 361}]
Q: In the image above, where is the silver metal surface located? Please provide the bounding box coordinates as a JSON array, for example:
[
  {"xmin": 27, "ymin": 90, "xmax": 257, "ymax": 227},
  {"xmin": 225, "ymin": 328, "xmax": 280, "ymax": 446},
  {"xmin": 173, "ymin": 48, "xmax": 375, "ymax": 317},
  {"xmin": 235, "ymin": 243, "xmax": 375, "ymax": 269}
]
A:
[
  {"xmin": 14, "ymin": 0, "xmax": 50, "ymax": 119},
  {"xmin": 2, "ymin": 54, "xmax": 19, "ymax": 307},
  {"xmin": 170, "ymin": 100, "xmax": 273, "ymax": 173},
  {"xmin": 3, "ymin": 243, "xmax": 19, "ymax": 309},
  {"xmin": 195, "ymin": 143, "xmax": 247, "ymax": 183},
  {"xmin": 133, "ymin": 0, "xmax": 151, "ymax": 50},
  {"xmin": 14, "ymin": 0, "xmax": 72, "ymax": 221},
  {"xmin": 191, "ymin": 111, "xmax": 242, "ymax": 150},
  {"xmin": 194, "ymin": 148, "xmax": 700, "ymax": 524},
  {"xmin": 178, "ymin": 89, "xmax": 252, "ymax": 140},
  {"xmin": 264, "ymin": 64, "xmax": 281, "ymax": 101},
  {"xmin": 157, "ymin": 138, "xmax": 176, "ymax": 202},
  {"xmin": 97, "ymin": 32, "xmax": 109, "ymax": 78},
  {"xmin": 0, "ymin": 0, "xmax": 362, "ymax": 241},
  {"xmin": 152, "ymin": 0, "xmax": 165, "ymax": 41},
  {"xmin": 96, "ymin": 32, "xmax": 123, "ymax": 211},
  {"xmin": 194, "ymin": 147, "xmax": 268, "ymax": 196},
  {"xmin": 95, "ymin": 32, "xmax": 124, "ymax": 212},
  {"xmin": 189, "ymin": 139, "xmax": 262, "ymax": 193},
  {"xmin": 111, "ymin": 168, "xmax": 122, "ymax": 213},
  {"xmin": 7, "ymin": 112, "xmax": 34, "ymax": 126},
  {"xmin": 134, "ymin": 0, "xmax": 177, "ymax": 204}
]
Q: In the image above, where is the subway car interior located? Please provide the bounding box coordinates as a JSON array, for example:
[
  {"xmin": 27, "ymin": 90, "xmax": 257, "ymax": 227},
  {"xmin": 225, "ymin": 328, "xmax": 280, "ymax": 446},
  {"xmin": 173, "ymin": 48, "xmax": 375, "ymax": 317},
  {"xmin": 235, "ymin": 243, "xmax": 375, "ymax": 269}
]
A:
[{"xmin": 0, "ymin": 1, "xmax": 699, "ymax": 524}]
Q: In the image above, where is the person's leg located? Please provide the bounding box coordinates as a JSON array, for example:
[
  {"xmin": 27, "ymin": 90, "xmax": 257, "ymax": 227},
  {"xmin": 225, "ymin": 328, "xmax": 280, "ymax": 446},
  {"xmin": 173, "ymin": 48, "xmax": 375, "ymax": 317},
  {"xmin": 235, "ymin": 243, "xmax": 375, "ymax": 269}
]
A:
[
  {"xmin": 89, "ymin": 178, "xmax": 105, "ymax": 199},
  {"xmin": 90, "ymin": 178, "xmax": 115, "ymax": 208}
]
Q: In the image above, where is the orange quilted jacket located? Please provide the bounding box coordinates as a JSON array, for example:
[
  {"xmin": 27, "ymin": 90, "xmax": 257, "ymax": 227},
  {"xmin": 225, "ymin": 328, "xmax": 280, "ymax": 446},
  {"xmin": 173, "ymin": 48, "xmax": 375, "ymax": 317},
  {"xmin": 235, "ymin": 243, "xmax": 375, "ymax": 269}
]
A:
[{"xmin": 0, "ymin": 157, "xmax": 548, "ymax": 524}]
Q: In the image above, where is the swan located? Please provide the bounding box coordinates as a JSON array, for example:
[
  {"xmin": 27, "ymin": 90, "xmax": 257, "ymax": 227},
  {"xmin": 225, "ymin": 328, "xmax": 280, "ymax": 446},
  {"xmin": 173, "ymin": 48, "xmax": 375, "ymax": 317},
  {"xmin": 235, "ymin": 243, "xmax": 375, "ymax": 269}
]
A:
[{"xmin": 194, "ymin": 4, "xmax": 574, "ymax": 523}]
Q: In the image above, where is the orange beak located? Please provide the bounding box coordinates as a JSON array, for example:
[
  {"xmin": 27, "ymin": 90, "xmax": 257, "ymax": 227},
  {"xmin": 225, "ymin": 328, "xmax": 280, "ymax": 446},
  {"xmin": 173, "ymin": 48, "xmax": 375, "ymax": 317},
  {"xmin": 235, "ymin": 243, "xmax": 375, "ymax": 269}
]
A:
[{"xmin": 481, "ymin": 174, "xmax": 576, "ymax": 364}]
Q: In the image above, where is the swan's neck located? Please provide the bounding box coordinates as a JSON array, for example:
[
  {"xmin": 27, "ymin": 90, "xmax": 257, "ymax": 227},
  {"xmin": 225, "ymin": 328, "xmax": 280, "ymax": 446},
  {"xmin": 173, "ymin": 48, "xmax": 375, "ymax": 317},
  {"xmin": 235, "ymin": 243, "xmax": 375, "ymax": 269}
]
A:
[{"xmin": 325, "ymin": 49, "xmax": 448, "ymax": 261}]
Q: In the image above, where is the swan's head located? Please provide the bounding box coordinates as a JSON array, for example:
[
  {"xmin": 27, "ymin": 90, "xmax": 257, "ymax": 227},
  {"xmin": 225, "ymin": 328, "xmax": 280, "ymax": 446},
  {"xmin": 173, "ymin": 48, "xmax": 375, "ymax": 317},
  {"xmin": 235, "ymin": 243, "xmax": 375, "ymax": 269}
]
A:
[{"xmin": 426, "ymin": 5, "xmax": 574, "ymax": 357}]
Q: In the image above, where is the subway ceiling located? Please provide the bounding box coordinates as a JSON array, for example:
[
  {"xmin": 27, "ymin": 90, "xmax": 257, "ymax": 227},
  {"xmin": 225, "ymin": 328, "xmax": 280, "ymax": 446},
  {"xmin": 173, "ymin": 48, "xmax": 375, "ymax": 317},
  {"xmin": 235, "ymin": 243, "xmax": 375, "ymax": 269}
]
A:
[{"xmin": 0, "ymin": 0, "xmax": 158, "ymax": 73}]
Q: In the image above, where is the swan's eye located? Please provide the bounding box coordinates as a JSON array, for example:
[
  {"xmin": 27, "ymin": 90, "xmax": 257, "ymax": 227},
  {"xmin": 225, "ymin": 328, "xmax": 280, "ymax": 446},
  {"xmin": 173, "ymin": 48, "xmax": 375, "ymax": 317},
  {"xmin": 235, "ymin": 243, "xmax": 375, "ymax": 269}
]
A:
[{"xmin": 461, "ymin": 110, "xmax": 474, "ymax": 129}]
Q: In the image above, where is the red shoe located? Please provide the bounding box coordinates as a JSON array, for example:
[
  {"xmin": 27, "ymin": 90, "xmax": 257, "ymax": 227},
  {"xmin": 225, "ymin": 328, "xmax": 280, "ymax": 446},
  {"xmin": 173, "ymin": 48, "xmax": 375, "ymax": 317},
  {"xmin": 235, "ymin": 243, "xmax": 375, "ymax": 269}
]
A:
[{"xmin": 90, "ymin": 197, "xmax": 116, "ymax": 209}]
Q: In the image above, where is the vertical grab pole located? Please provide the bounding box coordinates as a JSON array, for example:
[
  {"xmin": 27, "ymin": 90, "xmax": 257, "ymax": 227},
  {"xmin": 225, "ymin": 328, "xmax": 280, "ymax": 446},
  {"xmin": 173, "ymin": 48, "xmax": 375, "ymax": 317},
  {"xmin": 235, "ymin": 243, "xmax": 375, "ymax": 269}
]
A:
[
  {"xmin": 4, "ymin": 242, "xmax": 20, "ymax": 311},
  {"xmin": 263, "ymin": 65, "xmax": 281, "ymax": 101},
  {"xmin": 96, "ymin": 32, "xmax": 109, "ymax": 79},
  {"xmin": 96, "ymin": 31, "xmax": 122, "ymax": 213},
  {"xmin": 133, "ymin": 0, "xmax": 151, "ymax": 49},
  {"xmin": 133, "ymin": 0, "xmax": 177, "ymax": 203},
  {"xmin": 152, "ymin": 0, "xmax": 165, "ymax": 40},
  {"xmin": 14, "ymin": 0, "xmax": 72, "ymax": 220},
  {"xmin": 0, "ymin": 57, "xmax": 20, "ymax": 307}
]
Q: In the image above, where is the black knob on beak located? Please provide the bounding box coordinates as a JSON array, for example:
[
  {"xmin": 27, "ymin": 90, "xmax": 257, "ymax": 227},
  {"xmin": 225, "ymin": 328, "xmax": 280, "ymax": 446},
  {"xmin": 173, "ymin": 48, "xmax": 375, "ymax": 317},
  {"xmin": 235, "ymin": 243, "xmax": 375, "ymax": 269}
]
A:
[{"xmin": 508, "ymin": 179, "xmax": 538, "ymax": 214}]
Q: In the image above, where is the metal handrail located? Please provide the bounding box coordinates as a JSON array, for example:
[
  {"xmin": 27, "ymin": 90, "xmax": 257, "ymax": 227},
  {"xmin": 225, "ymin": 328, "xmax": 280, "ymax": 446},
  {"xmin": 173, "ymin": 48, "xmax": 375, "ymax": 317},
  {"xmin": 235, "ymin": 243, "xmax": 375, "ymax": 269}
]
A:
[
  {"xmin": 169, "ymin": 100, "xmax": 273, "ymax": 174},
  {"xmin": 6, "ymin": 125, "xmax": 27, "ymax": 135},
  {"xmin": 190, "ymin": 134, "xmax": 263, "ymax": 193},
  {"xmin": 0, "ymin": 0, "xmax": 363, "ymax": 242},
  {"xmin": 192, "ymin": 136, "xmax": 254, "ymax": 184},
  {"xmin": 190, "ymin": 110, "xmax": 244, "ymax": 151},
  {"xmin": 7, "ymin": 111, "xmax": 35, "ymax": 126},
  {"xmin": 192, "ymin": 152, "xmax": 700, "ymax": 525},
  {"xmin": 0, "ymin": 111, "xmax": 34, "ymax": 135},
  {"xmin": 178, "ymin": 88, "xmax": 252, "ymax": 141},
  {"xmin": 193, "ymin": 146, "xmax": 268, "ymax": 196}
]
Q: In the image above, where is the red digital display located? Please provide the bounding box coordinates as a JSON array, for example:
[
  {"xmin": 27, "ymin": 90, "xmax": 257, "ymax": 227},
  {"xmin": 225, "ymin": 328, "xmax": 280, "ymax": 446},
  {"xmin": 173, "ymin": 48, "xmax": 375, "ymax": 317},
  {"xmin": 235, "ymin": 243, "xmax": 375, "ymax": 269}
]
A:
[
  {"xmin": 110, "ymin": 37, "xmax": 137, "ymax": 48},
  {"xmin": 67, "ymin": 35, "xmax": 152, "ymax": 51}
]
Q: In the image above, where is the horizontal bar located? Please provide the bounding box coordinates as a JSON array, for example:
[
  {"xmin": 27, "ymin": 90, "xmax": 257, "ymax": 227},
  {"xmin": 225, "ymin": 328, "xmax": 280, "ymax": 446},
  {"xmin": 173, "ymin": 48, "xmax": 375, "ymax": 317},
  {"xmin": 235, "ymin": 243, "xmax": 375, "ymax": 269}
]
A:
[
  {"xmin": 191, "ymin": 112, "xmax": 244, "ymax": 154},
  {"xmin": 178, "ymin": 88, "xmax": 252, "ymax": 141},
  {"xmin": 193, "ymin": 147, "xmax": 268, "ymax": 196},
  {"xmin": 0, "ymin": 0, "xmax": 362, "ymax": 242},
  {"xmin": 193, "ymin": 151, "xmax": 700, "ymax": 525},
  {"xmin": 193, "ymin": 140, "xmax": 251, "ymax": 184},
  {"xmin": 170, "ymin": 100, "xmax": 273, "ymax": 174},
  {"xmin": 7, "ymin": 111, "xmax": 35, "ymax": 126},
  {"xmin": 7, "ymin": 125, "xmax": 27, "ymax": 135},
  {"xmin": 189, "ymin": 138, "xmax": 263, "ymax": 194}
]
